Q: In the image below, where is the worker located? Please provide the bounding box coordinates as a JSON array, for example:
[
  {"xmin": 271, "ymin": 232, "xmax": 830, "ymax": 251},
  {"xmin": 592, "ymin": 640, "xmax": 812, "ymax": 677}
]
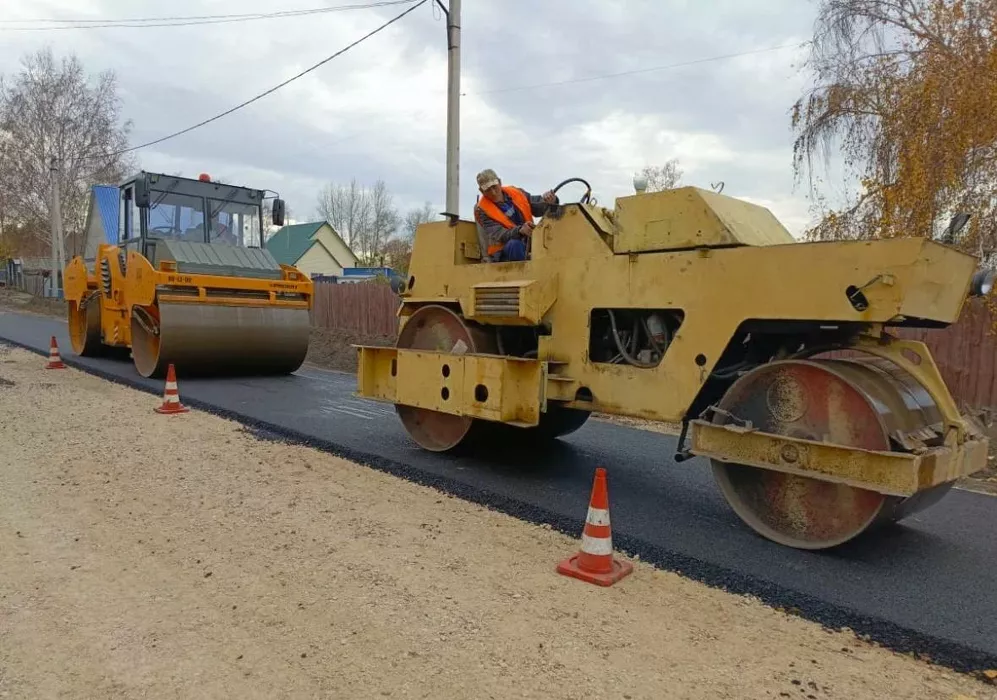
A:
[{"xmin": 473, "ymin": 168, "xmax": 558, "ymax": 262}]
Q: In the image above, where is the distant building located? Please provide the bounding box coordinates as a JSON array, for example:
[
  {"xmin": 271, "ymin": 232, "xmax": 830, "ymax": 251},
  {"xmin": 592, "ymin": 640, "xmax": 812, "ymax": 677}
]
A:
[
  {"xmin": 265, "ymin": 221, "xmax": 358, "ymax": 277},
  {"xmin": 338, "ymin": 267, "xmax": 402, "ymax": 284}
]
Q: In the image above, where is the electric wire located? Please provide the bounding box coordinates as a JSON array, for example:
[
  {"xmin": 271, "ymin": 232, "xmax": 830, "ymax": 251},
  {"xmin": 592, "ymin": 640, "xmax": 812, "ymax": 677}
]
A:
[
  {"xmin": 470, "ymin": 41, "xmax": 810, "ymax": 95},
  {"xmin": 85, "ymin": 0, "xmax": 428, "ymax": 162},
  {"xmin": 0, "ymin": 1, "xmax": 419, "ymax": 31}
]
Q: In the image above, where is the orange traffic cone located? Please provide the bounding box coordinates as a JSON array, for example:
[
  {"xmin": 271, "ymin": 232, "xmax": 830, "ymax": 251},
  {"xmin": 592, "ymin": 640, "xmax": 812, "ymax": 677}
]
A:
[
  {"xmin": 45, "ymin": 336, "xmax": 65, "ymax": 369},
  {"xmin": 557, "ymin": 467, "xmax": 633, "ymax": 586},
  {"xmin": 154, "ymin": 364, "xmax": 189, "ymax": 414}
]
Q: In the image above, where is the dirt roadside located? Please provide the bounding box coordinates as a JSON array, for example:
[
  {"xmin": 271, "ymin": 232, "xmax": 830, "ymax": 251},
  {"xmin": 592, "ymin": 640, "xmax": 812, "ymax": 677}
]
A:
[
  {"xmin": 1, "ymin": 345, "xmax": 996, "ymax": 699},
  {"xmin": 4, "ymin": 287, "xmax": 993, "ymax": 496}
]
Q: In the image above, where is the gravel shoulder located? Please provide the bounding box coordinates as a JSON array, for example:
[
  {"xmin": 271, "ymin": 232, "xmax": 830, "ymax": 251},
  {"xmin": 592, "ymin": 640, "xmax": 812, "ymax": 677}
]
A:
[{"xmin": 1, "ymin": 344, "xmax": 995, "ymax": 699}]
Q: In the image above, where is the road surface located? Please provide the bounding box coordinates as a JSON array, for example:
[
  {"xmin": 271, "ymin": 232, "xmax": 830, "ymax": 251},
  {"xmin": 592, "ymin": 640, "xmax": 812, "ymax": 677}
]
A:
[{"xmin": 2, "ymin": 309, "xmax": 996, "ymax": 673}]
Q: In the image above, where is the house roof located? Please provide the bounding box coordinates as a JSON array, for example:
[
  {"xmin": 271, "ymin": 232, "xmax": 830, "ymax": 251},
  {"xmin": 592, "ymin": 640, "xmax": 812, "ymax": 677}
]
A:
[
  {"xmin": 265, "ymin": 221, "xmax": 326, "ymax": 265},
  {"xmin": 87, "ymin": 185, "xmax": 120, "ymax": 244}
]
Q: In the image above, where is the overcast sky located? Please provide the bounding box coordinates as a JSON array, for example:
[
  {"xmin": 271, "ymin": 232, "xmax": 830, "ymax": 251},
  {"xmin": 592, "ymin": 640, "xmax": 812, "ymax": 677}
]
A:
[{"xmin": 2, "ymin": 0, "xmax": 831, "ymax": 236}]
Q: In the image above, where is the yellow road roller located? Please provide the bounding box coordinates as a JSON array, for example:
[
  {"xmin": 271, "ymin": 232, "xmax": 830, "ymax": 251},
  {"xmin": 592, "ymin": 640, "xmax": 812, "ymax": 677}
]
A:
[
  {"xmin": 354, "ymin": 180, "xmax": 994, "ymax": 549},
  {"xmin": 64, "ymin": 171, "xmax": 313, "ymax": 379}
]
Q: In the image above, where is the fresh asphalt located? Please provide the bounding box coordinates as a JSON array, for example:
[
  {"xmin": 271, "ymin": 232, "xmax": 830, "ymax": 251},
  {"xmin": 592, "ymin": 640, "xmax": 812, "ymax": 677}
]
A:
[{"xmin": 2, "ymin": 309, "xmax": 996, "ymax": 673}]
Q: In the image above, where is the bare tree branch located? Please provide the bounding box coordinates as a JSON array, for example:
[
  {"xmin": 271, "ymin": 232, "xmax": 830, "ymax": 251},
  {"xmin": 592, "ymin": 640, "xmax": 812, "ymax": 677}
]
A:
[
  {"xmin": 0, "ymin": 47, "xmax": 135, "ymax": 258},
  {"xmin": 639, "ymin": 160, "xmax": 683, "ymax": 192}
]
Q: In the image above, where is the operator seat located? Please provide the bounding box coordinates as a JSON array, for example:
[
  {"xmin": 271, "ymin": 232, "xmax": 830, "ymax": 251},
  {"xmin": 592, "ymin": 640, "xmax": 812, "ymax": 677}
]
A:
[{"xmin": 475, "ymin": 221, "xmax": 495, "ymax": 263}]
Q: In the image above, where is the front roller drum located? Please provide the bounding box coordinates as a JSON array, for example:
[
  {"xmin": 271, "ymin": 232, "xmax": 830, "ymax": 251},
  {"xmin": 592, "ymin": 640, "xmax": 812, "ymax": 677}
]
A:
[
  {"xmin": 130, "ymin": 302, "xmax": 311, "ymax": 379},
  {"xmin": 709, "ymin": 357, "xmax": 955, "ymax": 550}
]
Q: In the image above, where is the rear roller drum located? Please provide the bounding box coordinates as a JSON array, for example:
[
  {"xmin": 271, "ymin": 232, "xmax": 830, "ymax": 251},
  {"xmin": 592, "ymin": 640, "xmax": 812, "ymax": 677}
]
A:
[
  {"xmin": 394, "ymin": 304, "xmax": 498, "ymax": 452},
  {"xmin": 68, "ymin": 298, "xmax": 101, "ymax": 356},
  {"xmin": 67, "ymin": 296, "xmax": 121, "ymax": 358},
  {"xmin": 709, "ymin": 357, "xmax": 954, "ymax": 550}
]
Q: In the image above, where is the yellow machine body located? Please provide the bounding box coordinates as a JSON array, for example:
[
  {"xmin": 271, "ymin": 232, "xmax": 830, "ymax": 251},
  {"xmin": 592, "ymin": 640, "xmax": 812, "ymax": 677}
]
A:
[
  {"xmin": 355, "ymin": 185, "xmax": 992, "ymax": 549},
  {"xmin": 63, "ymin": 171, "xmax": 313, "ymax": 379}
]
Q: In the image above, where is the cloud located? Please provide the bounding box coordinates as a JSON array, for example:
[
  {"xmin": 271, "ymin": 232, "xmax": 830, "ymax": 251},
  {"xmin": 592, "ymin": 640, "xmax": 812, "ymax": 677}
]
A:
[{"xmin": 1, "ymin": 0, "xmax": 825, "ymax": 234}]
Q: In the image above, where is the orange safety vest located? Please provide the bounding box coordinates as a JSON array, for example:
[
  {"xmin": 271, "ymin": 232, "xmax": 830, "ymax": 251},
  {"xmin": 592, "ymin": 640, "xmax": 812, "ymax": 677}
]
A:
[{"xmin": 476, "ymin": 186, "xmax": 533, "ymax": 256}]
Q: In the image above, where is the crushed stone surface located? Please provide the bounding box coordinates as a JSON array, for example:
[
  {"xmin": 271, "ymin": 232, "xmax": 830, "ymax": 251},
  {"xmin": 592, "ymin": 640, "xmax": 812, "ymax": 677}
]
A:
[{"xmin": 0, "ymin": 344, "xmax": 994, "ymax": 700}]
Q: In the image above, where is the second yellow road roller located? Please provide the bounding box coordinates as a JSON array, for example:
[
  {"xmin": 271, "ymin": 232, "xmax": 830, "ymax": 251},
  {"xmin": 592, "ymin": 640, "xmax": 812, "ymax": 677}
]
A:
[{"xmin": 64, "ymin": 170, "xmax": 313, "ymax": 378}]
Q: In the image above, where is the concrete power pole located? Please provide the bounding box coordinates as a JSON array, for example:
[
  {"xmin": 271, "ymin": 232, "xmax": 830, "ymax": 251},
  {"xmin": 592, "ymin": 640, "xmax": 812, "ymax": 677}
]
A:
[
  {"xmin": 49, "ymin": 156, "xmax": 64, "ymax": 299},
  {"xmin": 443, "ymin": 0, "xmax": 461, "ymax": 219}
]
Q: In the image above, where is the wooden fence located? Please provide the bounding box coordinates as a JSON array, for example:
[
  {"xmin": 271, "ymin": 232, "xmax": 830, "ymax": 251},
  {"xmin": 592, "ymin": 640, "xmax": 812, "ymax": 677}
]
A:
[
  {"xmin": 296, "ymin": 282, "xmax": 997, "ymax": 410},
  {"xmin": 892, "ymin": 298, "xmax": 997, "ymax": 410},
  {"xmin": 310, "ymin": 281, "xmax": 400, "ymax": 338}
]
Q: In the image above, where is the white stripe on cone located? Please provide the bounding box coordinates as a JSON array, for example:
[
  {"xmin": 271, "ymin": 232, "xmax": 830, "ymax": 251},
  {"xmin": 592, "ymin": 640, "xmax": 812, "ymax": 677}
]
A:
[
  {"xmin": 580, "ymin": 533, "xmax": 614, "ymax": 556},
  {"xmin": 586, "ymin": 507, "xmax": 610, "ymax": 526}
]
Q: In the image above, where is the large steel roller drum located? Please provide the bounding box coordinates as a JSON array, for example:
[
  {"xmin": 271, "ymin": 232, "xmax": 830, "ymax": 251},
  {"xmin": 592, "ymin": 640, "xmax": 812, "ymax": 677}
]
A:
[
  {"xmin": 130, "ymin": 302, "xmax": 311, "ymax": 379},
  {"xmin": 709, "ymin": 355, "xmax": 955, "ymax": 550}
]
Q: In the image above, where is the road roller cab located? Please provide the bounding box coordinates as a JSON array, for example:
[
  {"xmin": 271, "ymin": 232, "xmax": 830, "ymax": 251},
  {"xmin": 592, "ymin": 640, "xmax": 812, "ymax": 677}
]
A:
[
  {"xmin": 356, "ymin": 180, "xmax": 994, "ymax": 550},
  {"xmin": 64, "ymin": 171, "xmax": 313, "ymax": 379}
]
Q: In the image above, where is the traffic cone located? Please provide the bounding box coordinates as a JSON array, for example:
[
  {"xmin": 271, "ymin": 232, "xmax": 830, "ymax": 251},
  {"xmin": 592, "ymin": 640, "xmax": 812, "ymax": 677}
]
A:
[
  {"xmin": 45, "ymin": 336, "xmax": 65, "ymax": 369},
  {"xmin": 154, "ymin": 364, "xmax": 189, "ymax": 414},
  {"xmin": 557, "ymin": 467, "xmax": 633, "ymax": 586}
]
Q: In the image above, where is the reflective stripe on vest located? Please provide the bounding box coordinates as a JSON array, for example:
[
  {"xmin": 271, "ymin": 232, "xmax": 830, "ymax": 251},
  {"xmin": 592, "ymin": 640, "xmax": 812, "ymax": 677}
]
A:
[{"xmin": 477, "ymin": 186, "xmax": 532, "ymax": 255}]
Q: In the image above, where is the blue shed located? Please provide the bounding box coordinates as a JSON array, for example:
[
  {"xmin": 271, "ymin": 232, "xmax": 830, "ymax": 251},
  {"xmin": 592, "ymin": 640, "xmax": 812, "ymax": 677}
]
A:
[{"xmin": 83, "ymin": 184, "xmax": 121, "ymax": 257}]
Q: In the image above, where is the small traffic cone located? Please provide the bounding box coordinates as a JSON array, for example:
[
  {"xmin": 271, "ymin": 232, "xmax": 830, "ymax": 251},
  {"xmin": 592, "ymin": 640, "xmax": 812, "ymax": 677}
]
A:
[
  {"xmin": 557, "ymin": 467, "xmax": 633, "ymax": 586},
  {"xmin": 45, "ymin": 336, "xmax": 65, "ymax": 369},
  {"xmin": 154, "ymin": 364, "xmax": 189, "ymax": 414}
]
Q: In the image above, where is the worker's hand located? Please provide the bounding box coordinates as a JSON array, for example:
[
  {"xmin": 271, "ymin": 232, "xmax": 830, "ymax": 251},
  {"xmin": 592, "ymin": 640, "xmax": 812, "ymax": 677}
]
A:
[
  {"xmin": 541, "ymin": 190, "xmax": 556, "ymax": 203},
  {"xmin": 520, "ymin": 221, "xmax": 534, "ymax": 236}
]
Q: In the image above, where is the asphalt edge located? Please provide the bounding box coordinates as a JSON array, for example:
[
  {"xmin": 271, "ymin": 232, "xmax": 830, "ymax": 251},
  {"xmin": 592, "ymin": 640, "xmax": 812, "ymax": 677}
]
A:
[{"xmin": 2, "ymin": 334, "xmax": 995, "ymax": 679}]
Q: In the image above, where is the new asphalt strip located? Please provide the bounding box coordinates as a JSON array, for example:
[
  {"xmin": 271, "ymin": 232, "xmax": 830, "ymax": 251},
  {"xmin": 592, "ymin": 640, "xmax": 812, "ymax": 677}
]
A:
[{"xmin": 2, "ymin": 309, "xmax": 996, "ymax": 674}]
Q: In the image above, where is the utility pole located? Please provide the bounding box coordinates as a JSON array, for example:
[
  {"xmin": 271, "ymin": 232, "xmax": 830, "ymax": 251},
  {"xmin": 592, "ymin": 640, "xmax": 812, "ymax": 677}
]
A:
[
  {"xmin": 441, "ymin": 0, "xmax": 461, "ymax": 220},
  {"xmin": 49, "ymin": 156, "xmax": 63, "ymax": 299}
]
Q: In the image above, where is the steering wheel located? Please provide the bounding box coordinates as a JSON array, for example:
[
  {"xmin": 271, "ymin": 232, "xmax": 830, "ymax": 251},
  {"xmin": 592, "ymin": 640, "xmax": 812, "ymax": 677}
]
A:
[
  {"xmin": 549, "ymin": 177, "xmax": 593, "ymax": 204},
  {"xmin": 523, "ymin": 177, "xmax": 594, "ymax": 258}
]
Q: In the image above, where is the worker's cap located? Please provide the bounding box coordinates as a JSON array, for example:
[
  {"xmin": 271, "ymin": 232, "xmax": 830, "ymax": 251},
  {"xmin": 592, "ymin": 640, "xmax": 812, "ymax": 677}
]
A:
[{"xmin": 476, "ymin": 168, "xmax": 500, "ymax": 190}]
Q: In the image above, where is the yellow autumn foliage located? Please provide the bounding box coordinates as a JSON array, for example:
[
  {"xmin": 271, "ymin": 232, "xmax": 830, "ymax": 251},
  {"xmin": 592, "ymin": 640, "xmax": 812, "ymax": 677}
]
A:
[{"xmin": 792, "ymin": 0, "xmax": 997, "ymax": 261}]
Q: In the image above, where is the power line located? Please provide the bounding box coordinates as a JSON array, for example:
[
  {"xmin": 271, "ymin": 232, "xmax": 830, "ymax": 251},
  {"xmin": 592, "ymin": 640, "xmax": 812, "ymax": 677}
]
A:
[
  {"xmin": 469, "ymin": 41, "xmax": 811, "ymax": 96},
  {"xmin": 90, "ymin": 0, "xmax": 428, "ymax": 161},
  {"xmin": 0, "ymin": 1, "xmax": 419, "ymax": 31}
]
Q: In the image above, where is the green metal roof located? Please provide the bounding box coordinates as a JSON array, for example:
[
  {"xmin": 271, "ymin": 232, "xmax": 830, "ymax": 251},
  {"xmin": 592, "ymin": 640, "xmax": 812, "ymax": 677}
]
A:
[{"xmin": 265, "ymin": 221, "xmax": 326, "ymax": 265}]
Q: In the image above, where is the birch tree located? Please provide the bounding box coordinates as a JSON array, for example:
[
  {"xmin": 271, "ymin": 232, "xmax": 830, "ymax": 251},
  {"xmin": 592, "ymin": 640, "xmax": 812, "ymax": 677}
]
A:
[{"xmin": 0, "ymin": 47, "xmax": 135, "ymax": 258}]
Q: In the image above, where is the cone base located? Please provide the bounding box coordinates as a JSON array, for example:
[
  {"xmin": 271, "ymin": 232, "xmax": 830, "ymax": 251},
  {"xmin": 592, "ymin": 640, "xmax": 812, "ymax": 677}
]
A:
[
  {"xmin": 154, "ymin": 403, "xmax": 189, "ymax": 415},
  {"xmin": 556, "ymin": 554, "xmax": 633, "ymax": 587},
  {"xmin": 45, "ymin": 360, "xmax": 65, "ymax": 369}
]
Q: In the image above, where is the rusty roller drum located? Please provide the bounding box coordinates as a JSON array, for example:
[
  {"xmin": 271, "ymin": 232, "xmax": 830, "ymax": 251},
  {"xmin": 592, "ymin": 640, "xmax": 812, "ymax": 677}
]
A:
[
  {"xmin": 130, "ymin": 302, "xmax": 311, "ymax": 379},
  {"xmin": 395, "ymin": 304, "xmax": 591, "ymax": 452},
  {"xmin": 708, "ymin": 356, "xmax": 954, "ymax": 550}
]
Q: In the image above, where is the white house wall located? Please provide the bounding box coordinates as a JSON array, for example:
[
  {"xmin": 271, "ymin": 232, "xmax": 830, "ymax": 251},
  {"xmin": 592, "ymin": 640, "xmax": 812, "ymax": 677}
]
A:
[{"xmin": 294, "ymin": 242, "xmax": 344, "ymax": 278}]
